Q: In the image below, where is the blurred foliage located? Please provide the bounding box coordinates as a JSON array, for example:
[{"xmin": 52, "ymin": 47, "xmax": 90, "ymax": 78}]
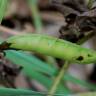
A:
[{"xmin": 0, "ymin": 0, "xmax": 96, "ymax": 96}]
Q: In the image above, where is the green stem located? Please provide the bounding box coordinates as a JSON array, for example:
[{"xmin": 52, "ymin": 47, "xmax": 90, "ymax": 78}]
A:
[
  {"xmin": 47, "ymin": 61, "xmax": 69, "ymax": 96},
  {"xmin": 0, "ymin": 0, "xmax": 8, "ymax": 24},
  {"xmin": 28, "ymin": 0, "xmax": 43, "ymax": 33}
]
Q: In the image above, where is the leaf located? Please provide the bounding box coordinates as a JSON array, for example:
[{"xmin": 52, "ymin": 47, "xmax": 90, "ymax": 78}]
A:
[
  {"xmin": 5, "ymin": 50, "xmax": 70, "ymax": 94},
  {"xmin": 0, "ymin": 0, "xmax": 8, "ymax": 23},
  {"xmin": 5, "ymin": 50, "xmax": 96, "ymax": 91},
  {"xmin": 76, "ymin": 92, "xmax": 96, "ymax": 96}
]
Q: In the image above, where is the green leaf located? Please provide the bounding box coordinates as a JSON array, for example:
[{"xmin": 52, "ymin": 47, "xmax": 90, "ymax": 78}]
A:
[
  {"xmin": 0, "ymin": 87, "xmax": 71, "ymax": 96},
  {"xmin": 5, "ymin": 50, "xmax": 70, "ymax": 94},
  {"xmin": 64, "ymin": 74, "xmax": 96, "ymax": 90},
  {"xmin": 76, "ymin": 92, "xmax": 96, "ymax": 96},
  {"xmin": 5, "ymin": 50, "xmax": 96, "ymax": 91},
  {"xmin": 5, "ymin": 50, "xmax": 56, "ymax": 76},
  {"xmin": 0, "ymin": 0, "xmax": 8, "ymax": 23}
]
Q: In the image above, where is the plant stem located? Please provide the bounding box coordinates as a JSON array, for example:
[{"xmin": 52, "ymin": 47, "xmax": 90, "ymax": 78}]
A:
[
  {"xmin": 47, "ymin": 61, "xmax": 69, "ymax": 96},
  {"xmin": 0, "ymin": 0, "xmax": 8, "ymax": 24},
  {"xmin": 28, "ymin": 0, "xmax": 43, "ymax": 33}
]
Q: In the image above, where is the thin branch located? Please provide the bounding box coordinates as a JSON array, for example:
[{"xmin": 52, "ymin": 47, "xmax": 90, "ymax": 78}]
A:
[
  {"xmin": 0, "ymin": 25, "xmax": 35, "ymax": 36},
  {"xmin": 0, "ymin": 26, "xmax": 26, "ymax": 35},
  {"xmin": 47, "ymin": 61, "xmax": 69, "ymax": 96},
  {"xmin": 28, "ymin": 0, "xmax": 43, "ymax": 33}
]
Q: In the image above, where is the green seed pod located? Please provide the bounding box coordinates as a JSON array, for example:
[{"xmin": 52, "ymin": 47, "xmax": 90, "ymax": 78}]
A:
[{"xmin": 1, "ymin": 34, "xmax": 96, "ymax": 64}]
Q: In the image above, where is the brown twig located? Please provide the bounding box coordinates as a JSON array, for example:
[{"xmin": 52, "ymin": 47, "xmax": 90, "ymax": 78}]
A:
[{"xmin": 0, "ymin": 25, "xmax": 22, "ymax": 35}]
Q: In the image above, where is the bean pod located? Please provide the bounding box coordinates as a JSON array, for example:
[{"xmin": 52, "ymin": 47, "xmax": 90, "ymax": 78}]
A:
[{"xmin": 1, "ymin": 34, "xmax": 96, "ymax": 64}]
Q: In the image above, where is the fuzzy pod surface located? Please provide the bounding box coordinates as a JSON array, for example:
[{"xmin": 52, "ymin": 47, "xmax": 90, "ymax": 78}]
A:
[{"xmin": 2, "ymin": 34, "xmax": 96, "ymax": 64}]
